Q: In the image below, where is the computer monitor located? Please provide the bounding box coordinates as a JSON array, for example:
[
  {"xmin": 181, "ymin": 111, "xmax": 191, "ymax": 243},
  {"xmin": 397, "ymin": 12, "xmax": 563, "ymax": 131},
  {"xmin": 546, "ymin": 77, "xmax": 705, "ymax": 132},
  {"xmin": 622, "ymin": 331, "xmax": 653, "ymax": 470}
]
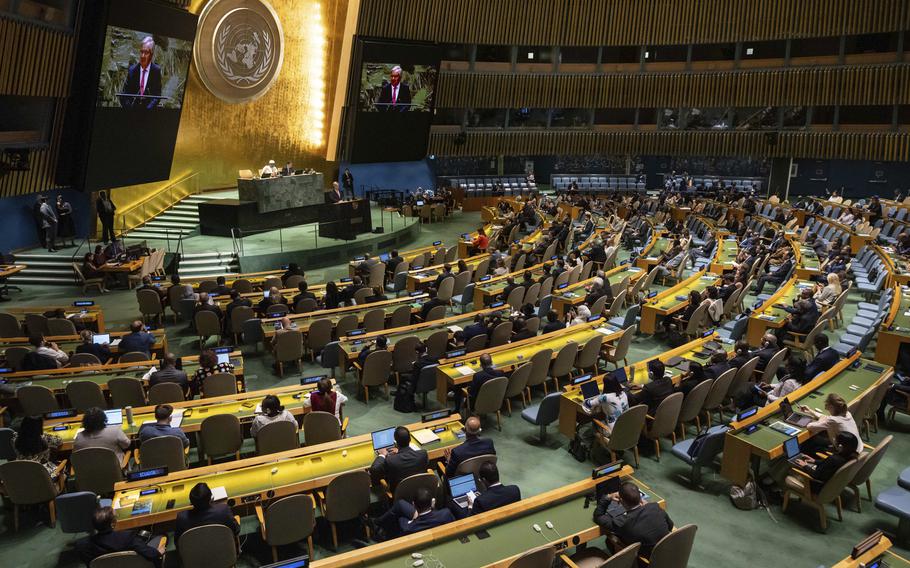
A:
[
  {"xmin": 448, "ymin": 474, "xmax": 477, "ymax": 498},
  {"xmin": 379, "ymin": 253, "xmax": 390, "ymax": 263},
  {"xmin": 104, "ymin": 409, "xmax": 123, "ymax": 425},
  {"xmin": 609, "ymin": 367, "xmax": 628, "ymax": 385},
  {"xmin": 784, "ymin": 436, "xmax": 800, "ymax": 460},
  {"xmin": 371, "ymin": 427, "xmax": 396, "ymax": 451},
  {"xmin": 580, "ymin": 381, "xmax": 599, "ymax": 400},
  {"xmin": 92, "ymin": 333, "xmax": 111, "ymax": 345},
  {"xmin": 217, "ymin": 353, "xmax": 230, "ymax": 365},
  {"xmin": 263, "ymin": 289, "xmax": 270, "ymax": 298},
  {"xmin": 779, "ymin": 398, "xmax": 793, "ymax": 418}
]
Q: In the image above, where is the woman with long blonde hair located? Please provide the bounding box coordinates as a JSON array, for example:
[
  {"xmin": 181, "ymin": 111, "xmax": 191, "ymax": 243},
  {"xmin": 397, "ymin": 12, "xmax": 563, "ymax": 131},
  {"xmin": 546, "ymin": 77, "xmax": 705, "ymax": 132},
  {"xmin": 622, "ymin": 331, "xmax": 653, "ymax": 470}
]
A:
[{"xmin": 814, "ymin": 272, "xmax": 842, "ymax": 306}]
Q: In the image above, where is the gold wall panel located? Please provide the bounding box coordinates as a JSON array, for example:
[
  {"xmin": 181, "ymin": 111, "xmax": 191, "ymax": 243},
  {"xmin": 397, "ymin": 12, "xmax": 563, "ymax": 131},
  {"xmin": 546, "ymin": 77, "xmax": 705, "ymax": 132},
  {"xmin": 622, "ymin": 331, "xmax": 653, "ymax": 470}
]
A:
[
  {"xmin": 358, "ymin": 0, "xmax": 910, "ymax": 47},
  {"xmin": 109, "ymin": 0, "xmax": 349, "ymax": 212},
  {"xmin": 437, "ymin": 64, "xmax": 910, "ymax": 109},
  {"xmin": 428, "ymin": 130, "xmax": 910, "ymax": 162}
]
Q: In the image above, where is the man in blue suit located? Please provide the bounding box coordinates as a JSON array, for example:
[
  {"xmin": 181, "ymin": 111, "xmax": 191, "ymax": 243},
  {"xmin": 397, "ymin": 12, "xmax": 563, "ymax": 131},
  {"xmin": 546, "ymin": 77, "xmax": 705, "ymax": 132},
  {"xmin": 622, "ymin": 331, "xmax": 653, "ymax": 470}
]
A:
[
  {"xmin": 120, "ymin": 37, "xmax": 163, "ymax": 109},
  {"xmin": 377, "ymin": 487, "xmax": 454, "ymax": 538},
  {"xmin": 444, "ymin": 416, "xmax": 495, "ymax": 476},
  {"xmin": 469, "ymin": 462, "xmax": 521, "ymax": 515},
  {"xmin": 805, "ymin": 334, "xmax": 839, "ymax": 377}
]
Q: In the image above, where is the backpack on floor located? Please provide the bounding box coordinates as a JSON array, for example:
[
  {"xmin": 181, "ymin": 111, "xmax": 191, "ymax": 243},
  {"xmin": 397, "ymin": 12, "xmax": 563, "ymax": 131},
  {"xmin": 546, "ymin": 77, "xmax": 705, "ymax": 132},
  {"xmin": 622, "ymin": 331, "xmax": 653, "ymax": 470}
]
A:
[{"xmin": 393, "ymin": 384, "xmax": 416, "ymax": 413}]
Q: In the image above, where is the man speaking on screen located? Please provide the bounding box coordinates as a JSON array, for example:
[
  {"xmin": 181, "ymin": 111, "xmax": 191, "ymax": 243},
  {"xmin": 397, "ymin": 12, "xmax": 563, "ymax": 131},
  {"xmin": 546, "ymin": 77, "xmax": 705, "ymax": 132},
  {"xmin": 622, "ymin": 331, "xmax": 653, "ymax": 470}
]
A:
[
  {"xmin": 377, "ymin": 65, "xmax": 411, "ymax": 111},
  {"xmin": 120, "ymin": 36, "xmax": 162, "ymax": 109}
]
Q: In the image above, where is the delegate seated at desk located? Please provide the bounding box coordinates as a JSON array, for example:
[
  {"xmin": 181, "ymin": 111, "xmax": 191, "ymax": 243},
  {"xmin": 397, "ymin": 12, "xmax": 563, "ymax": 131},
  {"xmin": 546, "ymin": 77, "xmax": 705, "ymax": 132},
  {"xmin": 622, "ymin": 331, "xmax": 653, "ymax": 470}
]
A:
[
  {"xmin": 174, "ymin": 483, "xmax": 240, "ymax": 545},
  {"xmin": 444, "ymin": 416, "xmax": 494, "ymax": 476},
  {"xmin": 369, "ymin": 426, "xmax": 429, "ymax": 490},
  {"xmin": 452, "ymin": 462, "xmax": 521, "ymax": 519},
  {"xmin": 594, "ymin": 481, "xmax": 674, "ymax": 559}
]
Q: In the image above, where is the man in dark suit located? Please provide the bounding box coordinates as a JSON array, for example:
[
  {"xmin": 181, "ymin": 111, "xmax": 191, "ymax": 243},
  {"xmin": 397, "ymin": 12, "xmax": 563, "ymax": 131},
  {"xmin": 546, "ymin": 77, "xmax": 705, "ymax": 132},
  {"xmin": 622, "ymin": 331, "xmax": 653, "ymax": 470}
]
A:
[
  {"xmin": 194, "ymin": 292, "xmax": 224, "ymax": 324},
  {"xmin": 705, "ymin": 351, "xmax": 732, "ymax": 380},
  {"xmin": 434, "ymin": 264, "xmax": 454, "ymax": 290},
  {"xmin": 376, "ymin": 66, "xmax": 412, "ymax": 111},
  {"xmin": 76, "ymin": 506, "xmax": 164, "ymax": 567},
  {"xmin": 444, "ymin": 416, "xmax": 495, "ymax": 476},
  {"xmin": 594, "ymin": 482, "xmax": 674, "ymax": 559},
  {"xmin": 470, "ymin": 462, "xmax": 521, "ymax": 515},
  {"xmin": 341, "ymin": 276, "xmax": 365, "ymax": 306},
  {"xmin": 461, "ymin": 315, "xmax": 488, "ymax": 343},
  {"xmin": 75, "ymin": 330, "xmax": 112, "ymax": 363},
  {"xmin": 806, "ymin": 333, "xmax": 839, "ymax": 377},
  {"xmin": 292, "ymin": 281, "xmax": 316, "ymax": 311},
  {"xmin": 369, "ymin": 426, "xmax": 429, "ymax": 490},
  {"xmin": 386, "ymin": 249, "xmax": 404, "ymax": 277},
  {"xmin": 749, "ymin": 333, "xmax": 780, "ymax": 371},
  {"xmin": 328, "ymin": 181, "xmax": 343, "ymax": 203},
  {"xmin": 342, "ymin": 168, "xmax": 355, "ymax": 199},
  {"xmin": 120, "ymin": 37, "xmax": 162, "ymax": 109},
  {"xmin": 149, "ymin": 353, "xmax": 190, "ymax": 395},
  {"xmin": 419, "ymin": 287, "xmax": 446, "ymax": 321},
  {"xmin": 280, "ymin": 161, "xmax": 294, "ymax": 176},
  {"xmin": 630, "ymin": 360, "xmax": 674, "ymax": 413},
  {"xmin": 211, "ymin": 276, "xmax": 231, "ymax": 297},
  {"xmin": 224, "ymin": 290, "xmax": 253, "ymax": 328},
  {"xmin": 463, "ymin": 353, "xmax": 505, "ymax": 411},
  {"xmin": 542, "ymin": 310, "xmax": 566, "ymax": 334},
  {"xmin": 753, "ymin": 252, "xmax": 794, "ymax": 295},
  {"xmin": 376, "ymin": 487, "xmax": 454, "ymax": 539},
  {"xmin": 118, "ymin": 320, "xmax": 156, "ymax": 358},
  {"xmin": 174, "ymin": 483, "xmax": 240, "ymax": 545}
]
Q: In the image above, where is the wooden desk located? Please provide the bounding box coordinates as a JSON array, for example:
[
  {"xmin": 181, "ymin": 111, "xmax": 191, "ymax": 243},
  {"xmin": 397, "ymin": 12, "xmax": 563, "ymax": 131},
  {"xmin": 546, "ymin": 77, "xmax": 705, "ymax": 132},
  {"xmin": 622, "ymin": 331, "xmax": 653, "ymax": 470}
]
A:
[
  {"xmin": 831, "ymin": 535, "xmax": 910, "ymax": 568},
  {"xmin": 634, "ymin": 233, "xmax": 670, "ymax": 271},
  {"xmin": 745, "ymin": 277, "xmax": 813, "ymax": 346},
  {"xmin": 111, "ymin": 415, "xmax": 465, "ymax": 529},
  {"xmin": 435, "ymin": 319, "xmax": 621, "ymax": 406},
  {"xmin": 4, "ymin": 305, "xmax": 106, "ymax": 333},
  {"xmin": 874, "ymin": 283, "xmax": 910, "ymax": 367},
  {"xmin": 44, "ymin": 383, "xmax": 323, "ymax": 451},
  {"xmin": 260, "ymin": 295, "xmax": 428, "ymax": 338},
  {"xmin": 558, "ymin": 334, "xmax": 734, "ymax": 437},
  {"xmin": 794, "ymin": 242, "xmax": 821, "ymax": 279},
  {"xmin": 0, "ymin": 330, "xmax": 167, "ymax": 360},
  {"xmin": 406, "ymin": 254, "xmax": 489, "ymax": 292},
  {"xmin": 639, "ymin": 271, "xmax": 721, "ymax": 335},
  {"xmin": 472, "ymin": 263, "xmax": 549, "ymax": 307},
  {"xmin": 551, "ymin": 264, "xmax": 646, "ymax": 317},
  {"xmin": 313, "ymin": 470, "xmax": 663, "ymax": 568},
  {"xmin": 348, "ymin": 244, "xmax": 444, "ymax": 277},
  {"xmin": 709, "ymin": 237, "xmax": 739, "ymax": 274},
  {"xmin": 0, "ymin": 264, "xmax": 25, "ymax": 278},
  {"xmin": 720, "ymin": 353, "xmax": 890, "ymax": 486}
]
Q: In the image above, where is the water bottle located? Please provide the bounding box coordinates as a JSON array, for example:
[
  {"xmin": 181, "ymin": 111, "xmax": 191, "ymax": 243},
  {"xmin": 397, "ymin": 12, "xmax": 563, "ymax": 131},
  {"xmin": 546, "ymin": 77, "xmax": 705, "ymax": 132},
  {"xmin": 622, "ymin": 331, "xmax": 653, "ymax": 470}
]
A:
[{"xmin": 125, "ymin": 406, "xmax": 134, "ymax": 426}]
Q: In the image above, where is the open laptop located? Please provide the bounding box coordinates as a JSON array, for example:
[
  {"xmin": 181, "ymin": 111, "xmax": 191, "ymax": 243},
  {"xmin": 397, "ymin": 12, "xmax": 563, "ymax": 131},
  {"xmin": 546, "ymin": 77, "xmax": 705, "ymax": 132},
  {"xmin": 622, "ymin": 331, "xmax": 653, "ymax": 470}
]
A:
[
  {"xmin": 371, "ymin": 427, "xmax": 396, "ymax": 455},
  {"xmin": 92, "ymin": 333, "xmax": 111, "ymax": 345},
  {"xmin": 579, "ymin": 380, "xmax": 600, "ymax": 404},
  {"xmin": 379, "ymin": 252, "xmax": 390, "ymax": 263},
  {"xmin": 104, "ymin": 408, "xmax": 123, "ymax": 426},
  {"xmin": 449, "ymin": 474, "xmax": 480, "ymax": 508},
  {"xmin": 608, "ymin": 367, "xmax": 629, "ymax": 387},
  {"xmin": 216, "ymin": 352, "xmax": 231, "ymax": 365},
  {"xmin": 779, "ymin": 398, "xmax": 813, "ymax": 428},
  {"xmin": 783, "ymin": 436, "xmax": 811, "ymax": 465}
]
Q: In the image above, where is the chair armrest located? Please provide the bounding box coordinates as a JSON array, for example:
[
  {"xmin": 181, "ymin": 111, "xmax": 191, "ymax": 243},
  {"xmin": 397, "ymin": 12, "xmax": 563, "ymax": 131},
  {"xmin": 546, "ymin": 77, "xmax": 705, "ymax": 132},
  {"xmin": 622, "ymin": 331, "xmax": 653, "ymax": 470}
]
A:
[
  {"xmin": 120, "ymin": 450, "xmax": 132, "ymax": 470},
  {"xmin": 791, "ymin": 467, "xmax": 814, "ymax": 480},
  {"xmin": 436, "ymin": 462, "xmax": 447, "ymax": 476},
  {"xmin": 53, "ymin": 459, "xmax": 68, "ymax": 487},
  {"xmin": 254, "ymin": 503, "xmax": 266, "ymax": 538},
  {"xmin": 639, "ymin": 556, "xmax": 651, "ymax": 565},
  {"xmin": 592, "ymin": 419, "xmax": 610, "ymax": 432},
  {"xmin": 340, "ymin": 416, "xmax": 349, "ymax": 436},
  {"xmin": 315, "ymin": 491, "xmax": 326, "ymax": 509},
  {"xmin": 0, "ymin": 406, "xmax": 6, "ymax": 427},
  {"xmin": 353, "ymin": 361, "xmax": 363, "ymax": 371},
  {"xmin": 646, "ymin": 414, "xmax": 655, "ymax": 422},
  {"xmin": 157, "ymin": 535, "xmax": 167, "ymax": 552},
  {"xmin": 560, "ymin": 555, "xmax": 581, "ymax": 568}
]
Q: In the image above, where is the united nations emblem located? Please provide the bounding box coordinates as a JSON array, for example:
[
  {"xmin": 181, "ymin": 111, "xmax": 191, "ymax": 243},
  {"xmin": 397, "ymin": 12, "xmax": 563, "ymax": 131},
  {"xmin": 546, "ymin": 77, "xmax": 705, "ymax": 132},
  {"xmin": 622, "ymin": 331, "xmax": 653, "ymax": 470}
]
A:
[{"xmin": 194, "ymin": 0, "xmax": 284, "ymax": 103}]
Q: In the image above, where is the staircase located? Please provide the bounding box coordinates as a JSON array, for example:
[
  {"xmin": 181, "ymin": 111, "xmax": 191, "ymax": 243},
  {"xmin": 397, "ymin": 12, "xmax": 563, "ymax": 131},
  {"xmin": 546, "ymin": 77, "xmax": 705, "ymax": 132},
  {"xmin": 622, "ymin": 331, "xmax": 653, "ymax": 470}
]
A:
[
  {"xmin": 9, "ymin": 252, "xmax": 78, "ymax": 286},
  {"xmin": 178, "ymin": 251, "xmax": 240, "ymax": 279},
  {"xmin": 125, "ymin": 193, "xmax": 223, "ymax": 241}
]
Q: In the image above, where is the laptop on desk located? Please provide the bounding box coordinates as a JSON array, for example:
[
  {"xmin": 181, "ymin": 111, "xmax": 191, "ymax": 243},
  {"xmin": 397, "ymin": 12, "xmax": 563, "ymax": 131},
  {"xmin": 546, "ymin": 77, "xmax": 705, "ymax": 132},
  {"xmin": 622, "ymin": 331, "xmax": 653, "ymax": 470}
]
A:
[
  {"xmin": 449, "ymin": 474, "xmax": 480, "ymax": 509},
  {"xmin": 779, "ymin": 398, "xmax": 814, "ymax": 428},
  {"xmin": 371, "ymin": 427, "xmax": 396, "ymax": 455},
  {"xmin": 783, "ymin": 436, "xmax": 811, "ymax": 465},
  {"xmin": 579, "ymin": 380, "xmax": 600, "ymax": 405}
]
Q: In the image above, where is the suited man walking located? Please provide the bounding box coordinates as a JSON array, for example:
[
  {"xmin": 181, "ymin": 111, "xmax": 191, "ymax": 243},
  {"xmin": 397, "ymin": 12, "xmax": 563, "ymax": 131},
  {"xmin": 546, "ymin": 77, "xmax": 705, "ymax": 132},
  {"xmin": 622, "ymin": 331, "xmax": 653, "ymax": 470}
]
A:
[
  {"xmin": 369, "ymin": 426, "xmax": 429, "ymax": 490},
  {"xmin": 444, "ymin": 416, "xmax": 495, "ymax": 476},
  {"xmin": 377, "ymin": 65, "xmax": 411, "ymax": 111},
  {"xmin": 120, "ymin": 36, "xmax": 162, "ymax": 109},
  {"xmin": 38, "ymin": 195, "xmax": 58, "ymax": 252}
]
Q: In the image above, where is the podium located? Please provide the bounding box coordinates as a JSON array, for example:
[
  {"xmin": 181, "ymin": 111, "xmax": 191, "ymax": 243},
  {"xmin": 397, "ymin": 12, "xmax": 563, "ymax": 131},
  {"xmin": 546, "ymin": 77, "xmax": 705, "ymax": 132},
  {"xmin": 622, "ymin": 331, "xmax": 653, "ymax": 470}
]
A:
[{"xmin": 318, "ymin": 199, "xmax": 372, "ymax": 240}]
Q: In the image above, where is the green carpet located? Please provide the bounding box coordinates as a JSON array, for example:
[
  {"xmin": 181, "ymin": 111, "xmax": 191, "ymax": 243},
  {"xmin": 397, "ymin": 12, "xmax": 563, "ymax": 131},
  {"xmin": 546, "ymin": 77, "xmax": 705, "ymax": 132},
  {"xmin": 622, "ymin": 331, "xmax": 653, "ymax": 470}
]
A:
[{"xmin": 2, "ymin": 211, "xmax": 908, "ymax": 567}]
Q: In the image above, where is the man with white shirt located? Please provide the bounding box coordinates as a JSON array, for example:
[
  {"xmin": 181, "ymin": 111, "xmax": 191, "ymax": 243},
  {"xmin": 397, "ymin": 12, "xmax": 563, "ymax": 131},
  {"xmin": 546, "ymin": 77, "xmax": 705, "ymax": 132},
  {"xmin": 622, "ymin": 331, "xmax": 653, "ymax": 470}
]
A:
[
  {"xmin": 377, "ymin": 65, "xmax": 411, "ymax": 111},
  {"xmin": 260, "ymin": 160, "xmax": 279, "ymax": 177},
  {"xmin": 120, "ymin": 37, "xmax": 162, "ymax": 109}
]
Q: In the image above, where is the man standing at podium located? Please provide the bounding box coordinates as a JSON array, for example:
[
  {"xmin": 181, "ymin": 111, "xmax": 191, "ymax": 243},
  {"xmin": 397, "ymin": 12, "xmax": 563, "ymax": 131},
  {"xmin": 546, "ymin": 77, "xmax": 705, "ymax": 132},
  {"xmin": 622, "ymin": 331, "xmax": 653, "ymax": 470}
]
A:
[
  {"xmin": 120, "ymin": 37, "xmax": 162, "ymax": 109},
  {"xmin": 328, "ymin": 181, "xmax": 343, "ymax": 203},
  {"xmin": 377, "ymin": 65, "xmax": 411, "ymax": 111}
]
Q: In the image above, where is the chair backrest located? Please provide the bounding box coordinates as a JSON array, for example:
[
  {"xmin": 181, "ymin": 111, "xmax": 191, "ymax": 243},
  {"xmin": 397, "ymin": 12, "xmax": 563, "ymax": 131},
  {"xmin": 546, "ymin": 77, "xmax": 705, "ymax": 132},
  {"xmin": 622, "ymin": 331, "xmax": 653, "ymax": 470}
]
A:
[
  {"xmin": 195, "ymin": 310, "xmax": 221, "ymax": 337},
  {"xmin": 136, "ymin": 290, "xmax": 163, "ymax": 317},
  {"xmin": 24, "ymin": 313, "xmax": 48, "ymax": 335},
  {"xmin": 275, "ymin": 329, "xmax": 305, "ymax": 366},
  {"xmin": 0, "ymin": 460, "xmax": 57, "ymax": 505},
  {"xmin": 47, "ymin": 317, "xmax": 78, "ymax": 335},
  {"xmin": 445, "ymin": 245, "xmax": 458, "ymax": 263},
  {"xmin": 71, "ymin": 447, "xmax": 123, "ymax": 495},
  {"xmin": 728, "ymin": 356, "xmax": 760, "ymax": 397},
  {"xmin": 263, "ymin": 494, "xmax": 316, "ymax": 547},
  {"xmin": 593, "ymin": 542, "xmax": 642, "ymax": 568},
  {"xmin": 108, "ymin": 377, "xmax": 147, "ymax": 408},
  {"xmin": 703, "ymin": 368, "xmax": 736, "ymax": 411},
  {"xmin": 230, "ymin": 305, "xmax": 254, "ymax": 333},
  {"xmin": 148, "ymin": 382, "xmax": 185, "ymax": 405},
  {"xmin": 817, "ymin": 459, "xmax": 861, "ymax": 504},
  {"xmin": 232, "ymin": 278, "xmax": 253, "ymax": 293},
  {"xmin": 648, "ymin": 524, "xmax": 698, "ymax": 568},
  {"xmin": 90, "ymin": 551, "xmax": 156, "ymax": 568},
  {"xmin": 4, "ymin": 345, "xmax": 30, "ymax": 370},
  {"xmin": 324, "ymin": 470, "xmax": 372, "ymax": 522},
  {"xmin": 504, "ymin": 362, "xmax": 532, "ymax": 400},
  {"xmin": 392, "ymin": 335, "xmax": 420, "ymax": 373},
  {"xmin": 307, "ymin": 318, "xmax": 333, "ymax": 352},
  {"xmin": 539, "ymin": 277, "xmax": 554, "ymax": 300},
  {"xmin": 426, "ymin": 329, "xmax": 449, "ymax": 358},
  {"xmin": 362, "ymin": 350, "xmax": 393, "ymax": 387},
  {"xmin": 508, "ymin": 546, "xmax": 556, "ymax": 568},
  {"xmin": 56, "ymin": 490, "xmax": 99, "ymax": 535},
  {"xmin": 678, "ymin": 379, "xmax": 714, "ymax": 424},
  {"xmin": 523, "ymin": 282, "xmax": 541, "ymax": 306},
  {"xmin": 353, "ymin": 287, "xmax": 373, "ymax": 305},
  {"xmin": 606, "ymin": 404, "xmax": 648, "ymax": 453},
  {"xmin": 647, "ymin": 392, "xmax": 684, "ymax": 438},
  {"xmin": 534, "ymin": 392, "xmax": 563, "ymax": 426},
  {"xmin": 139, "ymin": 435, "xmax": 187, "ymax": 472},
  {"xmin": 199, "ymin": 413, "xmax": 242, "ymax": 460},
  {"xmin": 575, "ymin": 336, "xmax": 603, "ymax": 369},
  {"xmin": 851, "ymin": 434, "xmax": 892, "ymax": 487},
  {"xmin": 362, "ymin": 308, "xmax": 386, "ymax": 332},
  {"xmin": 335, "ymin": 314, "xmax": 359, "ymax": 338},
  {"xmin": 760, "ymin": 348, "xmax": 789, "ymax": 383},
  {"xmin": 526, "ymin": 348, "xmax": 553, "ymax": 388},
  {"xmin": 472, "ymin": 375, "xmax": 508, "ymax": 415},
  {"xmin": 452, "ymin": 271, "xmax": 472, "ymax": 298},
  {"xmin": 684, "ymin": 303, "xmax": 708, "ymax": 336},
  {"xmin": 17, "ymin": 384, "xmax": 60, "ymax": 415},
  {"xmin": 489, "ymin": 321, "xmax": 514, "ymax": 347},
  {"xmin": 414, "ymin": 363, "xmax": 439, "ymax": 396},
  {"xmin": 256, "ymin": 419, "xmax": 299, "ymax": 455},
  {"xmin": 202, "ymin": 373, "xmax": 238, "ymax": 398},
  {"xmin": 66, "ymin": 380, "xmax": 108, "ymax": 412},
  {"xmin": 0, "ymin": 312, "xmax": 22, "ymax": 337},
  {"xmin": 612, "ymin": 325, "xmax": 636, "ymax": 361},
  {"xmin": 454, "ymin": 454, "xmax": 497, "ymax": 477},
  {"xmin": 389, "ymin": 304, "xmax": 412, "ymax": 328},
  {"xmin": 465, "ymin": 333, "xmax": 488, "ymax": 353},
  {"xmin": 393, "ymin": 472, "xmax": 439, "ymax": 503},
  {"xmin": 425, "ymin": 304, "xmax": 447, "ymax": 322},
  {"xmin": 589, "ymin": 294, "xmax": 608, "ymax": 317},
  {"xmin": 70, "ymin": 352, "xmax": 102, "ymax": 366},
  {"xmin": 550, "ymin": 341, "xmax": 578, "ymax": 379},
  {"xmin": 178, "ymin": 524, "xmax": 238, "ymax": 568},
  {"xmin": 437, "ymin": 277, "xmax": 455, "ymax": 302},
  {"xmin": 505, "ymin": 286, "xmax": 526, "ymax": 309},
  {"xmin": 303, "ymin": 411, "xmax": 342, "ymax": 446}
]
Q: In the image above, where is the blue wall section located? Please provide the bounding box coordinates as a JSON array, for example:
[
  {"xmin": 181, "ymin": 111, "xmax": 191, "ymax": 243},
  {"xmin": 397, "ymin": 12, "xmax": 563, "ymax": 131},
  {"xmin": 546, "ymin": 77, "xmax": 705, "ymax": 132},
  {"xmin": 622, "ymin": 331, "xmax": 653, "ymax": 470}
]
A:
[
  {"xmin": 339, "ymin": 159, "xmax": 435, "ymax": 198},
  {"xmin": 789, "ymin": 159, "xmax": 910, "ymax": 199},
  {"xmin": 0, "ymin": 189, "xmax": 92, "ymax": 252}
]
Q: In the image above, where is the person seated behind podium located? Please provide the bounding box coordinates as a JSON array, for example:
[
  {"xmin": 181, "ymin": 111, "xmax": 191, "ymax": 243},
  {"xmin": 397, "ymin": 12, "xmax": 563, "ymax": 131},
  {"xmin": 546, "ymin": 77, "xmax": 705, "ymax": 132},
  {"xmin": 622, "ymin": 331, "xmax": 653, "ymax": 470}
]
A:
[
  {"xmin": 75, "ymin": 330, "xmax": 112, "ymax": 364},
  {"xmin": 369, "ymin": 426, "xmax": 428, "ymax": 490},
  {"xmin": 340, "ymin": 275, "xmax": 364, "ymax": 306},
  {"xmin": 470, "ymin": 227, "xmax": 489, "ymax": 255},
  {"xmin": 630, "ymin": 359, "xmax": 674, "ymax": 413},
  {"xmin": 73, "ymin": 407, "xmax": 131, "ymax": 463},
  {"xmin": 138, "ymin": 404, "xmax": 190, "ymax": 448},
  {"xmin": 260, "ymin": 159, "xmax": 279, "ymax": 178},
  {"xmin": 81, "ymin": 252, "xmax": 109, "ymax": 292},
  {"xmin": 322, "ymin": 280, "xmax": 341, "ymax": 310},
  {"xmin": 250, "ymin": 394, "xmax": 298, "ymax": 438},
  {"xmin": 542, "ymin": 310, "xmax": 566, "ymax": 334},
  {"xmin": 385, "ymin": 250, "xmax": 404, "ymax": 276},
  {"xmin": 510, "ymin": 317, "xmax": 534, "ymax": 342},
  {"xmin": 224, "ymin": 290, "xmax": 252, "ymax": 328},
  {"xmin": 280, "ymin": 161, "xmax": 294, "ymax": 176},
  {"xmin": 292, "ymin": 281, "xmax": 316, "ymax": 311},
  {"xmin": 594, "ymin": 481, "xmax": 674, "ymax": 559},
  {"xmin": 418, "ymin": 287, "xmax": 446, "ymax": 321},
  {"xmin": 149, "ymin": 353, "xmax": 190, "ymax": 398},
  {"xmin": 357, "ymin": 253, "xmax": 379, "ymax": 278},
  {"xmin": 467, "ymin": 462, "xmax": 521, "ymax": 515},
  {"xmin": 211, "ymin": 276, "xmax": 231, "ymax": 297},
  {"xmin": 137, "ymin": 276, "xmax": 167, "ymax": 305},
  {"xmin": 365, "ymin": 286, "xmax": 387, "ymax": 303},
  {"xmin": 174, "ymin": 483, "xmax": 240, "ymax": 546},
  {"xmin": 194, "ymin": 292, "xmax": 223, "ymax": 323},
  {"xmin": 778, "ymin": 432, "xmax": 860, "ymax": 494},
  {"xmin": 304, "ymin": 377, "xmax": 348, "ymax": 422},
  {"xmin": 192, "ymin": 349, "xmax": 235, "ymax": 396},
  {"xmin": 806, "ymin": 334, "xmax": 839, "ymax": 378},
  {"xmin": 77, "ymin": 506, "xmax": 165, "ymax": 567},
  {"xmin": 358, "ymin": 335, "xmax": 388, "ymax": 367},
  {"xmin": 257, "ymin": 287, "xmax": 288, "ymax": 317},
  {"xmin": 455, "ymin": 354, "xmax": 505, "ymax": 412},
  {"xmin": 328, "ymin": 181, "xmax": 343, "ymax": 203},
  {"xmin": 675, "ymin": 361, "xmax": 711, "ymax": 397},
  {"xmin": 444, "ymin": 416, "xmax": 495, "ymax": 476}
]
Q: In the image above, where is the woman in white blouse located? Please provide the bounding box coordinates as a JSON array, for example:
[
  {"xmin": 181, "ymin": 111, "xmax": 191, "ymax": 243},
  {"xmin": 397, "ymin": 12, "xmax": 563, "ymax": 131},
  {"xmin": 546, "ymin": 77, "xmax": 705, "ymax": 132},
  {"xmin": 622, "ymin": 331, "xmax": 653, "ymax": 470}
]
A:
[
  {"xmin": 814, "ymin": 273, "xmax": 842, "ymax": 306},
  {"xmin": 250, "ymin": 394, "xmax": 298, "ymax": 438}
]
